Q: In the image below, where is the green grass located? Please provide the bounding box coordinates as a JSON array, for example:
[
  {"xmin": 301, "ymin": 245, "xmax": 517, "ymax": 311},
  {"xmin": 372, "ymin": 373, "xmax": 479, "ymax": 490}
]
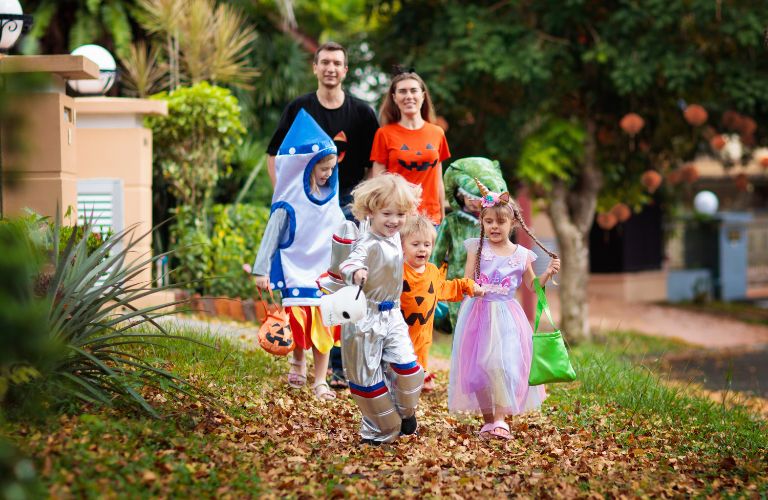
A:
[
  {"xmin": 4, "ymin": 328, "xmax": 767, "ymax": 496},
  {"xmin": 547, "ymin": 334, "xmax": 768, "ymax": 465}
]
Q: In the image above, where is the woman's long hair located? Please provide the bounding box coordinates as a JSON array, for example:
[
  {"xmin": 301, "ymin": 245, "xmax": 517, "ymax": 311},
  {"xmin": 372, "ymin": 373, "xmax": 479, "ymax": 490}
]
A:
[{"xmin": 379, "ymin": 72, "xmax": 436, "ymax": 126}]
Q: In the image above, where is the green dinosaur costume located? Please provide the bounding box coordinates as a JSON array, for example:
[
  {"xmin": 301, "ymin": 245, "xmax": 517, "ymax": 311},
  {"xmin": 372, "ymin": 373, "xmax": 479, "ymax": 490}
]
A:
[{"xmin": 430, "ymin": 157, "xmax": 508, "ymax": 331}]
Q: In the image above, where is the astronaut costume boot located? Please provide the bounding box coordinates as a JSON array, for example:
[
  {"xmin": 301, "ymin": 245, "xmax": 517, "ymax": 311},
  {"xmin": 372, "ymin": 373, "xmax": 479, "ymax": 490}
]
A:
[{"xmin": 340, "ymin": 230, "xmax": 424, "ymax": 444}]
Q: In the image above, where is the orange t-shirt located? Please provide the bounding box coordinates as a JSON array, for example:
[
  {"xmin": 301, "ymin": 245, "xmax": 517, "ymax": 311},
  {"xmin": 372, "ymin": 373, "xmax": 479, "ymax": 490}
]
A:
[{"xmin": 370, "ymin": 122, "xmax": 451, "ymax": 224}]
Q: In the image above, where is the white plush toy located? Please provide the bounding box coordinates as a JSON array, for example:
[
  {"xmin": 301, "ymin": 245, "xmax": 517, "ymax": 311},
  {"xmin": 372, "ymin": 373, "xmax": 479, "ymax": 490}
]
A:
[{"xmin": 319, "ymin": 285, "xmax": 367, "ymax": 327}]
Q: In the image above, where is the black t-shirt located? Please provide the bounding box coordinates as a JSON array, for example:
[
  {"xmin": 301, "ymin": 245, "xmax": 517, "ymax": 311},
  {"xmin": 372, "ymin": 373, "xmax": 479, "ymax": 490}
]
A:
[{"xmin": 267, "ymin": 92, "xmax": 379, "ymax": 194}]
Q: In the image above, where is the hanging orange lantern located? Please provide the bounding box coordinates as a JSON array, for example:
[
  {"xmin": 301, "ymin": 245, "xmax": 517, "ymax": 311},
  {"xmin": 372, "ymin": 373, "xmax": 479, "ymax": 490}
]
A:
[
  {"xmin": 666, "ymin": 169, "xmax": 683, "ymax": 186},
  {"xmin": 740, "ymin": 117, "xmax": 757, "ymax": 135},
  {"xmin": 435, "ymin": 115, "xmax": 449, "ymax": 131},
  {"xmin": 681, "ymin": 163, "xmax": 699, "ymax": 183},
  {"xmin": 610, "ymin": 203, "xmax": 632, "ymax": 223},
  {"xmin": 722, "ymin": 110, "xmax": 740, "ymax": 130},
  {"xmin": 759, "ymin": 156, "xmax": 768, "ymax": 169},
  {"xmin": 734, "ymin": 173, "xmax": 749, "ymax": 192},
  {"xmin": 640, "ymin": 170, "xmax": 662, "ymax": 193},
  {"xmin": 596, "ymin": 212, "xmax": 618, "ymax": 230},
  {"xmin": 709, "ymin": 135, "xmax": 726, "ymax": 151},
  {"xmin": 620, "ymin": 113, "xmax": 645, "ymax": 136},
  {"xmin": 683, "ymin": 104, "xmax": 708, "ymax": 126}
]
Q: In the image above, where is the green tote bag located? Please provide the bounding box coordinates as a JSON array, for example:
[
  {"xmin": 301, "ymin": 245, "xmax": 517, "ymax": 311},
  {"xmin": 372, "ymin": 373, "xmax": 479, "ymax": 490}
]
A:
[{"xmin": 528, "ymin": 278, "xmax": 577, "ymax": 386}]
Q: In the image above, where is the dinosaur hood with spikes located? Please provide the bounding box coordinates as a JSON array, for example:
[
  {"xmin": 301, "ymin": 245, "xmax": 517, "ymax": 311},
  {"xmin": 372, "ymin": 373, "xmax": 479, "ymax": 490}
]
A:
[{"xmin": 443, "ymin": 157, "xmax": 508, "ymax": 212}]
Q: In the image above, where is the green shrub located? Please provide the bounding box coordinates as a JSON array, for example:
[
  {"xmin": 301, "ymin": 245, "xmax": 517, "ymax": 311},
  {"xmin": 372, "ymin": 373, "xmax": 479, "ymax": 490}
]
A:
[
  {"xmin": 147, "ymin": 82, "xmax": 246, "ymax": 212},
  {"xmin": 172, "ymin": 203, "xmax": 270, "ymax": 298},
  {"xmin": 0, "ymin": 214, "xmax": 201, "ymax": 419}
]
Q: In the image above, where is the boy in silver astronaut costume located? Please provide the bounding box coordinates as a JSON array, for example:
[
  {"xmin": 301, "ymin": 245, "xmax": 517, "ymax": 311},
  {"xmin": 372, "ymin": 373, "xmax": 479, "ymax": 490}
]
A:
[
  {"xmin": 326, "ymin": 175, "xmax": 424, "ymax": 445},
  {"xmin": 340, "ymin": 230, "xmax": 424, "ymax": 444}
]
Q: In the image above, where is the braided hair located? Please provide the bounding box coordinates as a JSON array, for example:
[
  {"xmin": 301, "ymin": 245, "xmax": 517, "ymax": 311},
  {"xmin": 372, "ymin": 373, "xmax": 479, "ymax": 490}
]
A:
[{"xmin": 473, "ymin": 203, "xmax": 558, "ymax": 281}]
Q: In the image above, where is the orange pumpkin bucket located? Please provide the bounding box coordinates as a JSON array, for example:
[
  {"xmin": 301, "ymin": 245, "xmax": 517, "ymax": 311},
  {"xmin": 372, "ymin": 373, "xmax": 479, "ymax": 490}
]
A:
[{"xmin": 256, "ymin": 288, "xmax": 294, "ymax": 356}]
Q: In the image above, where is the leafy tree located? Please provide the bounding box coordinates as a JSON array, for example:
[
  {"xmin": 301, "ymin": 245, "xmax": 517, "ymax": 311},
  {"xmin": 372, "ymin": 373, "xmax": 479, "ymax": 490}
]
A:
[
  {"xmin": 21, "ymin": 0, "xmax": 138, "ymax": 59},
  {"xmin": 368, "ymin": 0, "xmax": 768, "ymax": 339}
]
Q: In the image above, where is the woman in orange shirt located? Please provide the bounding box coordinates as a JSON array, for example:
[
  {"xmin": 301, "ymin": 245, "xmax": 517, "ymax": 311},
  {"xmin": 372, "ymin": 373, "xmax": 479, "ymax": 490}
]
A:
[{"xmin": 370, "ymin": 71, "xmax": 450, "ymax": 225}]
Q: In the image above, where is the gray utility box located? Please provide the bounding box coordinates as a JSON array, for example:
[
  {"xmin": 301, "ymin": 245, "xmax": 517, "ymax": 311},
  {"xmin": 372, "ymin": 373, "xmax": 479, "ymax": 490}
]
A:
[{"xmin": 668, "ymin": 212, "xmax": 752, "ymax": 302}]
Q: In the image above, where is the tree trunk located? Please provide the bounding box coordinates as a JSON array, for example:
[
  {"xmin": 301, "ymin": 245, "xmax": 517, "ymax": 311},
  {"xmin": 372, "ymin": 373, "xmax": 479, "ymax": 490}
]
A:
[{"xmin": 546, "ymin": 117, "xmax": 602, "ymax": 342}]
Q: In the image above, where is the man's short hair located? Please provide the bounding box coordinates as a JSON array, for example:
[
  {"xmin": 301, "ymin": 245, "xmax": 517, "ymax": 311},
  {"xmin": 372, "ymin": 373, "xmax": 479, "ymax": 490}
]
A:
[{"xmin": 314, "ymin": 41, "xmax": 347, "ymax": 66}]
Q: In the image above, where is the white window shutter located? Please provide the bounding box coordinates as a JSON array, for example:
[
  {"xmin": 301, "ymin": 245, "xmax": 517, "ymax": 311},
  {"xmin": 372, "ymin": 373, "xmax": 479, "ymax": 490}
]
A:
[{"xmin": 77, "ymin": 178, "xmax": 125, "ymax": 238}]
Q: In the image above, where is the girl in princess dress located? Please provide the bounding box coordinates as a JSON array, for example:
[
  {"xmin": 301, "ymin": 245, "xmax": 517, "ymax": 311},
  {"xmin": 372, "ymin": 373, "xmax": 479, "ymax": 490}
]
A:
[{"xmin": 448, "ymin": 179, "xmax": 560, "ymax": 439}]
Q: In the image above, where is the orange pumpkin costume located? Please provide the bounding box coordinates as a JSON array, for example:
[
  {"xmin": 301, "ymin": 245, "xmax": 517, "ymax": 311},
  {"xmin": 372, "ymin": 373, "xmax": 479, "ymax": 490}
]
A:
[{"xmin": 400, "ymin": 262, "xmax": 474, "ymax": 371}]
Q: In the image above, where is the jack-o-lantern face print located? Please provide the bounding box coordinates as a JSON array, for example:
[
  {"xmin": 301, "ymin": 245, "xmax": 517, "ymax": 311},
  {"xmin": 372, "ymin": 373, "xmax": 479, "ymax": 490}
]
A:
[
  {"xmin": 265, "ymin": 322, "xmax": 292, "ymax": 346},
  {"xmin": 333, "ymin": 131, "xmax": 348, "ymax": 164},
  {"xmin": 401, "ymin": 279, "xmax": 437, "ymax": 326},
  {"xmin": 397, "ymin": 143, "xmax": 439, "ymax": 172},
  {"xmin": 258, "ymin": 314, "xmax": 294, "ymax": 356}
]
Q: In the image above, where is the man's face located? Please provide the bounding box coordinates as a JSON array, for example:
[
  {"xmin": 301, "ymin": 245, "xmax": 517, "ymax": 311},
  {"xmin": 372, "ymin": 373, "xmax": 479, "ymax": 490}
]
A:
[{"xmin": 313, "ymin": 49, "xmax": 348, "ymax": 89}]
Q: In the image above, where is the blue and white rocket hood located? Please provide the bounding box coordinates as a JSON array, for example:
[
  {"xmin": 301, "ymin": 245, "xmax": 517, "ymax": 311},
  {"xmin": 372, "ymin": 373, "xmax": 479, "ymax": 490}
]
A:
[{"xmin": 269, "ymin": 109, "xmax": 345, "ymax": 306}]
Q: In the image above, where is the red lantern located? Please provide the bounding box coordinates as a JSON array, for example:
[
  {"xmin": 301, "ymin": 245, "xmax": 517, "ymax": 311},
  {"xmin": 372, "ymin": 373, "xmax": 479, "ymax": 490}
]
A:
[
  {"xmin": 734, "ymin": 173, "xmax": 749, "ymax": 192},
  {"xmin": 666, "ymin": 169, "xmax": 683, "ymax": 186},
  {"xmin": 683, "ymin": 104, "xmax": 708, "ymax": 126},
  {"xmin": 435, "ymin": 115, "xmax": 449, "ymax": 131},
  {"xmin": 596, "ymin": 212, "xmax": 618, "ymax": 231},
  {"xmin": 681, "ymin": 163, "xmax": 699, "ymax": 183},
  {"xmin": 722, "ymin": 110, "xmax": 740, "ymax": 130},
  {"xmin": 620, "ymin": 113, "xmax": 645, "ymax": 136},
  {"xmin": 640, "ymin": 170, "xmax": 662, "ymax": 193},
  {"xmin": 610, "ymin": 203, "xmax": 632, "ymax": 223},
  {"xmin": 709, "ymin": 135, "xmax": 726, "ymax": 151},
  {"xmin": 740, "ymin": 117, "xmax": 757, "ymax": 135}
]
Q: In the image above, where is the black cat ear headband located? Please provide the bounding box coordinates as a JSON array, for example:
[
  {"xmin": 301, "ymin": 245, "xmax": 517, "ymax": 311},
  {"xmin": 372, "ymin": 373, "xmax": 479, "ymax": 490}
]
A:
[{"xmin": 392, "ymin": 64, "xmax": 416, "ymax": 76}]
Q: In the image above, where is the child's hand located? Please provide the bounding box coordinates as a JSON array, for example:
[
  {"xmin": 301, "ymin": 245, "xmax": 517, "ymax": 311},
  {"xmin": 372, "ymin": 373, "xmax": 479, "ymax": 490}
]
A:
[
  {"xmin": 472, "ymin": 283, "xmax": 485, "ymax": 297},
  {"xmin": 353, "ymin": 269, "xmax": 368, "ymax": 286},
  {"xmin": 546, "ymin": 258, "xmax": 561, "ymax": 276},
  {"xmin": 254, "ymin": 275, "xmax": 270, "ymax": 290}
]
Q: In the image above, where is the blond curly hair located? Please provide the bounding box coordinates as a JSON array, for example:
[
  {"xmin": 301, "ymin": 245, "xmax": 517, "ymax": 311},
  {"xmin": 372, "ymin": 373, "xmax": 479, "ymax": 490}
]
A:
[{"xmin": 350, "ymin": 174, "xmax": 422, "ymax": 220}]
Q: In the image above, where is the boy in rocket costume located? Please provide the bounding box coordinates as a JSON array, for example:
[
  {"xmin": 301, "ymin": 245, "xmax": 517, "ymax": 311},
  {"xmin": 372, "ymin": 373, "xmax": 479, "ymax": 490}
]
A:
[{"xmin": 252, "ymin": 109, "xmax": 345, "ymax": 399}]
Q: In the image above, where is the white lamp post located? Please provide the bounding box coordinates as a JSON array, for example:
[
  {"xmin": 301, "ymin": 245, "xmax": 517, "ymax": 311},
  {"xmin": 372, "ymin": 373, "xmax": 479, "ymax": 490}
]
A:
[
  {"xmin": 693, "ymin": 190, "xmax": 719, "ymax": 216},
  {"xmin": 67, "ymin": 44, "xmax": 117, "ymax": 95},
  {"xmin": 0, "ymin": 0, "xmax": 33, "ymax": 54}
]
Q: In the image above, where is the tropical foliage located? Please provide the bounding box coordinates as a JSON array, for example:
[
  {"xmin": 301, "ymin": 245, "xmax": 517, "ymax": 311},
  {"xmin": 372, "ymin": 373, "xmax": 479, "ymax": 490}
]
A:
[
  {"xmin": 171, "ymin": 203, "xmax": 270, "ymax": 298},
  {"xmin": 22, "ymin": 0, "xmax": 137, "ymax": 58},
  {"xmin": 131, "ymin": 0, "xmax": 258, "ymax": 91},
  {"xmin": 147, "ymin": 82, "xmax": 246, "ymax": 212},
  {"xmin": 0, "ymin": 213, "xmax": 198, "ymax": 418},
  {"xmin": 367, "ymin": 0, "xmax": 768, "ymax": 340}
]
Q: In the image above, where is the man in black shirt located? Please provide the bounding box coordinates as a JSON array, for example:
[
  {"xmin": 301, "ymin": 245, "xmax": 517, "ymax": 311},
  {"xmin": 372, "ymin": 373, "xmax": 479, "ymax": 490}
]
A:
[
  {"xmin": 266, "ymin": 41, "xmax": 379, "ymax": 219},
  {"xmin": 266, "ymin": 42, "xmax": 379, "ymax": 388}
]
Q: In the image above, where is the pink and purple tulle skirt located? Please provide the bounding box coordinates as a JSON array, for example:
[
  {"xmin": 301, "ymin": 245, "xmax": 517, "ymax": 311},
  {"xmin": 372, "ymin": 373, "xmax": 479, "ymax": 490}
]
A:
[{"xmin": 448, "ymin": 297, "xmax": 546, "ymax": 415}]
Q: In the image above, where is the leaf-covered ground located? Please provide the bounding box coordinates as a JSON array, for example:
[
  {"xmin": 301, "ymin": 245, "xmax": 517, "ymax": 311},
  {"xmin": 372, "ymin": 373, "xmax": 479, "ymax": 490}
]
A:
[{"xmin": 7, "ymin": 331, "xmax": 768, "ymax": 497}]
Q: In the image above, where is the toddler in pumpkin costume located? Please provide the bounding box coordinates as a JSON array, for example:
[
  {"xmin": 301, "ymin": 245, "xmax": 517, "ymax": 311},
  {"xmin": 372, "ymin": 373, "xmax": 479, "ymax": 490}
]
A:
[{"xmin": 400, "ymin": 214, "xmax": 483, "ymax": 390}]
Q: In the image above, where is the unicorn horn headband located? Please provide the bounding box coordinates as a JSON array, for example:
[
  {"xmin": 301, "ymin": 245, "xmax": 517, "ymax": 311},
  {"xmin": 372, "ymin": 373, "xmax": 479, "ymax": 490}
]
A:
[{"xmin": 474, "ymin": 177, "xmax": 510, "ymax": 208}]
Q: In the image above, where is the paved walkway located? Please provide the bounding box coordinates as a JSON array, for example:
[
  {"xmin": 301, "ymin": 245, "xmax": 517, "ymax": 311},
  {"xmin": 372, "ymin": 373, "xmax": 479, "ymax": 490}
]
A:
[{"xmin": 546, "ymin": 291, "xmax": 768, "ymax": 349}]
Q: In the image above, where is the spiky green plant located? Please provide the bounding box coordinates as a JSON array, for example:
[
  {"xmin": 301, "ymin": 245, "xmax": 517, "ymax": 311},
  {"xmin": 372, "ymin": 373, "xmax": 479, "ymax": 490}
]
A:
[
  {"xmin": 1, "ymin": 212, "xmax": 205, "ymax": 418},
  {"xmin": 119, "ymin": 41, "xmax": 168, "ymax": 98}
]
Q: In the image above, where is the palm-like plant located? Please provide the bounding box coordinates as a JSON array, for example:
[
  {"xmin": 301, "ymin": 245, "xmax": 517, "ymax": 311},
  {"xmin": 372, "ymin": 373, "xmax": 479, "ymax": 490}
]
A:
[
  {"xmin": 130, "ymin": 0, "xmax": 257, "ymax": 91},
  {"xmin": 119, "ymin": 40, "xmax": 168, "ymax": 97},
  {"xmin": 1, "ymin": 213, "xmax": 204, "ymax": 417},
  {"xmin": 24, "ymin": 0, "xmax": 136, "ymax": 59}
]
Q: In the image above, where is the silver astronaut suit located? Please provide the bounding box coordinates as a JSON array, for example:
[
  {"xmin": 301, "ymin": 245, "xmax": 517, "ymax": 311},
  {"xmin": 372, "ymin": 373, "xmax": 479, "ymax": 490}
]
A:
[{"xmin": 339, "ymin": 230, "xmax": 424, "ymax": 443}]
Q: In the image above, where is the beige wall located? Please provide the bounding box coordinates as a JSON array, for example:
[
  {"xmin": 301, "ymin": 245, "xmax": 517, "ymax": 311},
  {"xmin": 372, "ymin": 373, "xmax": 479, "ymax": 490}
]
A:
[
  {"xmin": 76, "ymin": 127, "xmax": 155, "ymax": 287},
  {"xmin": 3, "ymin": 93, "xmax": 79, "ymax": 218}
]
